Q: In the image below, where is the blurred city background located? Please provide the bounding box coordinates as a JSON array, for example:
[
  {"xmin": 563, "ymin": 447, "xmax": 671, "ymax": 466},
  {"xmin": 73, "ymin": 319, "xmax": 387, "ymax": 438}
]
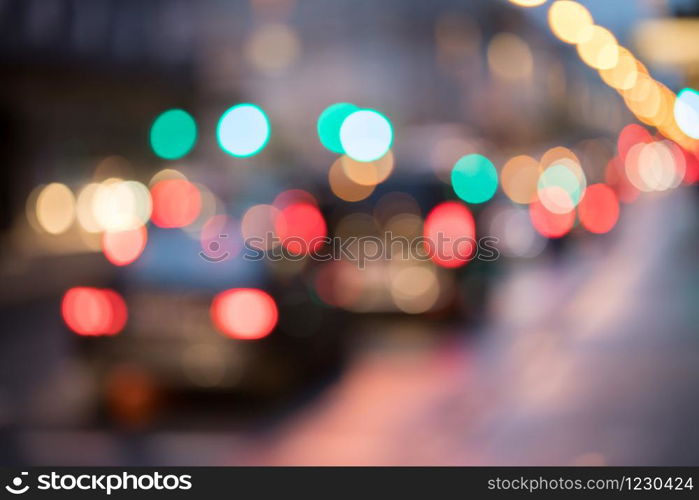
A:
[{"xmin": 1, "ymin": 0, "xmax": 698, "ymax": 465}]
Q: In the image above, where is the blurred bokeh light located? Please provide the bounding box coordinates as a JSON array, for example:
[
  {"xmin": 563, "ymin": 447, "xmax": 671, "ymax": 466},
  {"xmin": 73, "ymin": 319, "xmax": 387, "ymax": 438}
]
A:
[{"xmin": 1, "ymin": 0, "xmax": 699, "ymax": 468}]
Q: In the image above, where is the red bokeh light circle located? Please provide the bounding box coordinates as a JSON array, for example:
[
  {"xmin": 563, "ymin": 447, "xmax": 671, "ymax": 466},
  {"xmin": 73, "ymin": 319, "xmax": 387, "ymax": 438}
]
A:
[
  {"xmin": 274, "ymin": 202, "xmax": 327, "ymax": 255},
  {"xmin": 578, "ymin": 183, "xmax": 620, "ymax": 234},
  {"xmin": 61, "ymin": 287, "xmax": 127, "ymax": 336},
  {"xmin": 102, "ymin": 226, "xmax": 148, "ymax": 266},
  {"xmin": 150, "ymin": 179, "xmax": 201, "ymax": 228},
  {"xmin": 529, "ymin": 199, "xmax": 575, "ymax": 238},
  {"xmin": 423, "ymin": 201, "xmax": 476, "ymax": 268},
  {"xmin": 211, "ymin": 288, "xmax": 278, "ymax": 340}
]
